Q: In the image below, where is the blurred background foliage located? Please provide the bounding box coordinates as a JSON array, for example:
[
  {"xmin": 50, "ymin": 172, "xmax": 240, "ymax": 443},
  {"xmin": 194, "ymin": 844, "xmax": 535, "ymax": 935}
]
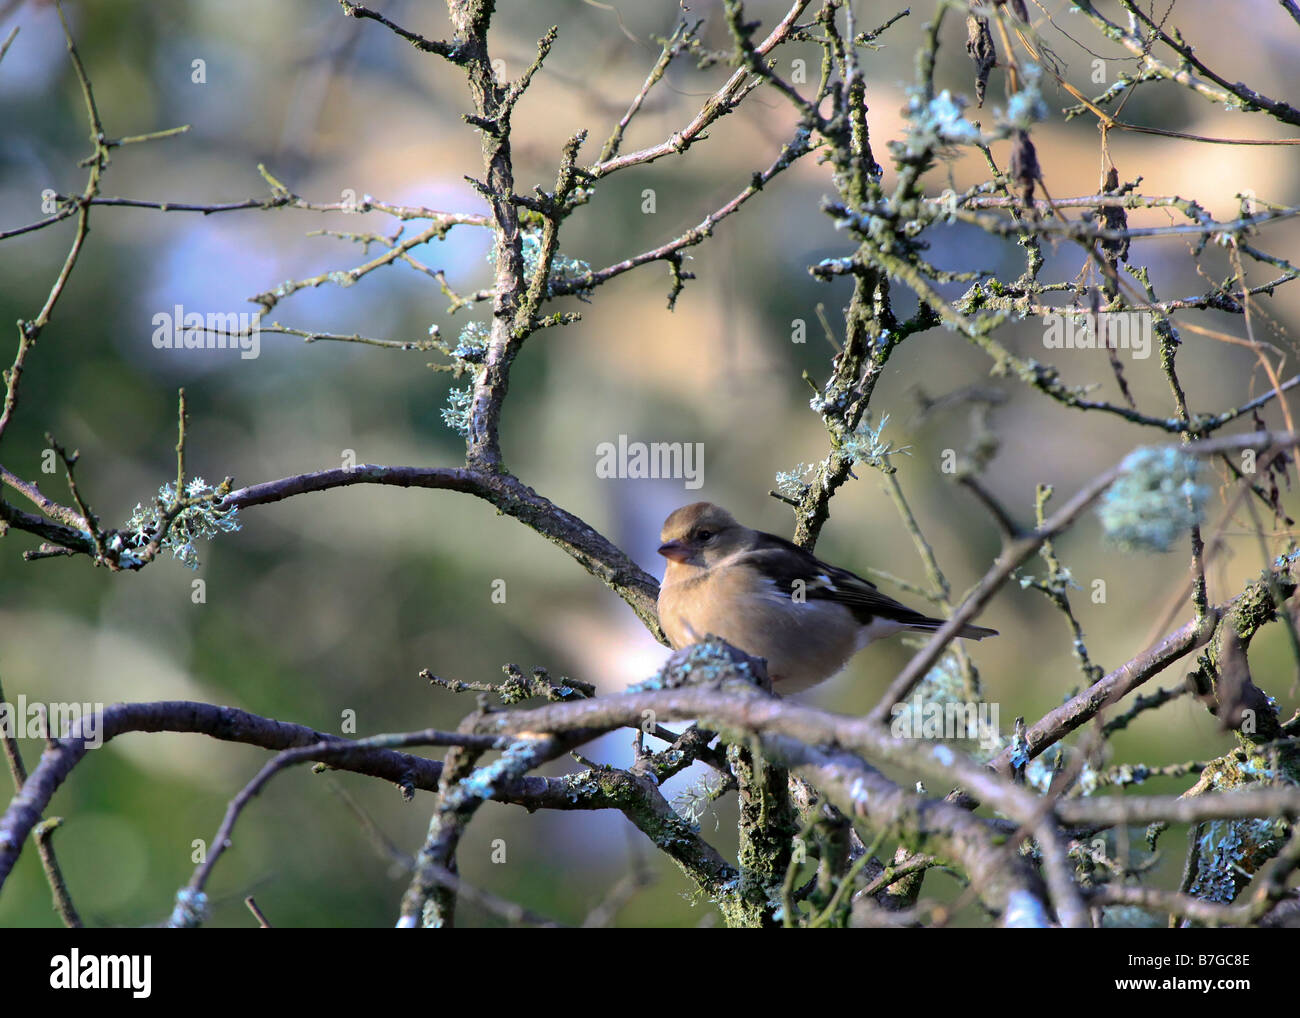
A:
[{"xmin": 1, "ymin": 0, "xmax": 1298, "ymax": 927}]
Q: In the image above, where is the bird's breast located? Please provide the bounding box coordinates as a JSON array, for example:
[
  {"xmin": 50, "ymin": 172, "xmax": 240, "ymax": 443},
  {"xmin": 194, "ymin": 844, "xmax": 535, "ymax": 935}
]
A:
[{"xmin": 657, "ymin": 564, "xmax": 863, "ymax": 691}]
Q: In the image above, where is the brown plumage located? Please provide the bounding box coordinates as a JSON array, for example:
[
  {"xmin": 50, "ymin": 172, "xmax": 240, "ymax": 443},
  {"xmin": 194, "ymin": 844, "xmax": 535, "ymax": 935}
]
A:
[{"xmin": 656, "ymin": 502, "xmax": 997, "ymax": 692}]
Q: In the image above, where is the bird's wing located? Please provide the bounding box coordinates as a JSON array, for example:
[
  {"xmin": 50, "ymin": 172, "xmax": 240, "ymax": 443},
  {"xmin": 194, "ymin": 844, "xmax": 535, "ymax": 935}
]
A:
[{"xmin": 743, "ymin": 531, "xmax": 941, "ymax": 628}]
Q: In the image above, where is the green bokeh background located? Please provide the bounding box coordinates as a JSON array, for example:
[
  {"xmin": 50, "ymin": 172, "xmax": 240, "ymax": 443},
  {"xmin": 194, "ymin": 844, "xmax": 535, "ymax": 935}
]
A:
[{"xmin": 2, "ymin": 0, "xmax": 1298, "ymax": 927}]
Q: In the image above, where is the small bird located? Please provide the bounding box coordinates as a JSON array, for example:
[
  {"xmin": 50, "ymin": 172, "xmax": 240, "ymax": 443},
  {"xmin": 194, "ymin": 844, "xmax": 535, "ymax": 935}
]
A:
[{"xmin": 656, "ymin": 502, "xmax": 997, "ymax": 692}]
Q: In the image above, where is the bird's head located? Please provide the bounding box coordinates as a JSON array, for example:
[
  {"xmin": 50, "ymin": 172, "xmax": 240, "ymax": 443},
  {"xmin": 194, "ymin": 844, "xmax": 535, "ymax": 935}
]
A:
[{"xmin": 657, "ymin": 502, "xmax": 745, "ymax": 568}]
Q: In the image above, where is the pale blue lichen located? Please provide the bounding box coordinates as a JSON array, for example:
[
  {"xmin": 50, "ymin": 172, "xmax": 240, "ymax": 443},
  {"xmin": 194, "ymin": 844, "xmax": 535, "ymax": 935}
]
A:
[
  {"xmin": 105, "ymin": 533, "xmax": 144, "ymax": 568},
  {"xmin": 1097, "ymin": 446, "xmax": 1209, "ymax": 552},
  {"xmin": 774, "ymin": 461, "xmax": 817, "ymax": 500},
  {"xmin": 166, "ymin": 887, "xmax": 209, "ymax": 928},
  {"xmin": 123, "ymin": 480, "xmax": 241, "ymax": 570},
  {"xmin": 981, "ymin": 730, "xmax": 1054, "ymax": 791},
  {"xmin": 451, "ymin": 321, "xmax": 490, "ymax": 363},
  {"xmin": 1001, "ymin": 63, "xmax": 1049, "ymax": 129},
  {"xmin": 1103, "ymin": 762, "xmax": 1150, "ymax": 789},
  {"xmin": 919, "ymin": 650, "xmax": 966, "ymax": 702},
  {"xmin": 1075, "ymin": 760, "xmax": 1101, "ymax": 796},
  {"xmin": 563, "ymin": 769, "xmax": 601, "ymax": 803},
  {"xmin": 1017, "ymin": 564, "xmax": 1081, "ymax": 595},
  {"xmin": 671, "ymin": 774, "xmax": 726, "ymax": 830},
  {"xmin": 706, "ymin": 876, "xmax": 741, "ymax": 905},
  {"xmin": 841, "ymin": 413, "xmax": 911, "ymax": 468},
  {"xmin": 1273, "ymin": 548, "xmax": 1300, "ymax": 570},
  {"xmin": 1024, "ymin": 751, "xmax": 1056, "ymax": 792},
  {"xmin": 441, "ymin": 385, "xmax": 474, "ymax": 437},
  {"xmin": 903, "ymin": 87, "xmax": 984, "ymax": 153},
  {"xmin": 629, "ymin": 639, "xmax": 757, "ymax": 692},
  {"xmin": 456, "ymin": 740, "xmax": 538, "ymax": 803},
  {"xmin": 1005, "ymin": 742, "xmax": 1102, "ymax": 797},
  {"xmin": 488, "ymin": 230, "xmax": 592, "ymax": 295},
  {"xmin": 1187, "ymin": 817, "xmax": 1283, "ymax": 903},
  {"xmin": 892, "ymin": 651, "xmax": 981, "ymax": 740}
]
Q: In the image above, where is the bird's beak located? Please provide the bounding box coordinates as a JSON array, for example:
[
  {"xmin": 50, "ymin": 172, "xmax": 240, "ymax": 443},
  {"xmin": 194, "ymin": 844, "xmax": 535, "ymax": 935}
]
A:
[{"xmin": 657, "ymin": 540, "xmax": 693, "ymax": 563}]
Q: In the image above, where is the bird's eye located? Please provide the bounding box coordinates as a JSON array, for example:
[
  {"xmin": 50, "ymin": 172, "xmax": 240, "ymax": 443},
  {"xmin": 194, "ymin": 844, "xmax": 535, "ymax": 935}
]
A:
[{"xmin": 695, "ymin": 529, "xmax": 714, "ymax": 542}]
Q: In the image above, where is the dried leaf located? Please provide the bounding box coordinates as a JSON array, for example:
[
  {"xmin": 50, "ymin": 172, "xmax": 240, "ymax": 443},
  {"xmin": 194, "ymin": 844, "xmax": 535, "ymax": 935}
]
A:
[
  {"xmin": 1008, "ymin": 129, "xmax": 1039, "ymax": 209},
  {"xmin": 966, "ymin": 4, "xmax": 997, "ymax": 107}
]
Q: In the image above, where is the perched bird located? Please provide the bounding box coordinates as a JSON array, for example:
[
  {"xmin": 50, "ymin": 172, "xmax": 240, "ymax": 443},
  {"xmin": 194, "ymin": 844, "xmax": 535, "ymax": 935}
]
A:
[{"xmin": 656, "ymin": 502, "xmax": 997, "ymax": 692}]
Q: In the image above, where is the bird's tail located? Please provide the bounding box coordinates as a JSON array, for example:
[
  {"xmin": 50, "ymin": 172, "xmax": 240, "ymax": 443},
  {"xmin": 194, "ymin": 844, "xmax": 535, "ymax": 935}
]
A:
[
  {"xmin": 905, "ymin": 617, "xmax": 999, "ymax": 640},
  {"xmin": 956, "ymin": 622, "xmax": 998, "ymax": 640}
]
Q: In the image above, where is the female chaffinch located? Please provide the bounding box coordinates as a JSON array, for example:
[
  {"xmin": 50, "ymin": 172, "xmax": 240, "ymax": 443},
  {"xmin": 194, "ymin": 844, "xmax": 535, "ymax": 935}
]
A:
[{"xmin": 656, "ymin": 502, "xmax": 997, "ymax": 692}]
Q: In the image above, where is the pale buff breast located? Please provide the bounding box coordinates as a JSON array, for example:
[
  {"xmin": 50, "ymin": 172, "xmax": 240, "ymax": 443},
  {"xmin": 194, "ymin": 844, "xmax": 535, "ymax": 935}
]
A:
[{"xmin": 657, "ymin": 562, "xmax": 899, "ymax": 692}]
